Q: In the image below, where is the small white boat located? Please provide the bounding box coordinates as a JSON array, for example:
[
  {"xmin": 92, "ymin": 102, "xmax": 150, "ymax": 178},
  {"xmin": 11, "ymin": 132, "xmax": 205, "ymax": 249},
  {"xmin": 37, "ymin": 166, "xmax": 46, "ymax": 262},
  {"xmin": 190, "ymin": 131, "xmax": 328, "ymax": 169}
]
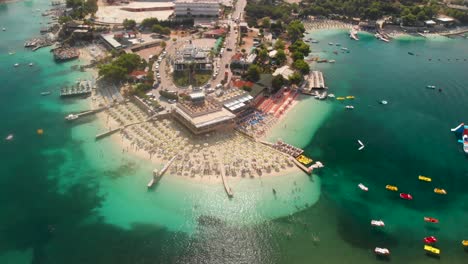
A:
[
  {"xmin": 426, "ymin": 85, "xmax": 436, "ymax": 89},
  {"xmin": 357, "ymin": 140, "xmax": 365, "ymax": 150},
  {"xmin": 41, "ymin": 91, "xmax": 51, "ymax": 96},
  {"xmin": 328, "ymin": 42, "xmax": 334, "ymax": 45},
  {"xmin": 358, "ymin": 183, "xmax": 368, "ymax": 191},
  {"xmin": 345, "ymin": 105, "xmax": 354, "ymax": 109},
  {"xmin": 327, "ymin": 93, "xmax": 335, "ymax": 98},
  {"xmin": 371, "ymin": 220, "xmax": 385, "ymax": 227},
  {"xmin": 341, "ymin": 47, "xmax": 348, "ymax": 51},
  {"xmin": 2, "ymin": 28, "xmax": 6, "ymax": 31},
  {"xmin": 14, "ymin": 63, "xmax": 19, "ymax": 67},
  {"xmin": 380, "ymin": 100, "xmax": 388, "ymax": 105},
  {"xmin": 329, "ymin": 60, "xmax": 336, "ymax": 63},
  {"xmin": 8, "ymin": 52, "xmax": 15, "ymax": 55},
  {"xmin": 5, "ymin": 134, "xmax": 13, "ymax": 141},
  {"xmin": 374, "ymin": 247, "xmax": 390, "ymax": 256},
  {"xmin": 29, "ymin": 63, "xmax": 34, "ymax": 67},
  {"xmin": 65, "ymin": 114, "xmax": 79, "ymax": 121}
]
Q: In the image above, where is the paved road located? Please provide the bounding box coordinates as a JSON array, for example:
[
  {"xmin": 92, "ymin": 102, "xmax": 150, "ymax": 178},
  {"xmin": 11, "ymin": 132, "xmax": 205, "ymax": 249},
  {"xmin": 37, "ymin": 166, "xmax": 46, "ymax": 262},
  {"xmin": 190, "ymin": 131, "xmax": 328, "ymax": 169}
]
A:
[{"xmin": 155, "ymin": 0, "xmax": 247, "ymax": 95}]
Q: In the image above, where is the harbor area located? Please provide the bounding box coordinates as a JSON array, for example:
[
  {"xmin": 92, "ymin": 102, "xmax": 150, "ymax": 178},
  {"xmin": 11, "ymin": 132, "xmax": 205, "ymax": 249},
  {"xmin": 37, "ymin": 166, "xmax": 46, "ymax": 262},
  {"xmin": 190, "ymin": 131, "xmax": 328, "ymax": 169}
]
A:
[
  {"xmin": 301, "ymin": 71, "xmax": 327, "ymax": 95},
  {"xmin": 60, "ymin": 79, "xmax": 94, "ymax": 97}
]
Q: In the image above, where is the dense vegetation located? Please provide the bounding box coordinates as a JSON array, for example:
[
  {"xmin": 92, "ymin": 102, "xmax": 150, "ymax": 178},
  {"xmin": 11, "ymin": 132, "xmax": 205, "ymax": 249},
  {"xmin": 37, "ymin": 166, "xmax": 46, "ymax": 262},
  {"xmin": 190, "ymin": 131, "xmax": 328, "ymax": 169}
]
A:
[
  {"xmin": 246, "ymin": 0, "xmax": 468, "ymax": 26},
  {"xmin": 65, "ymin": 0, "xmax": 98, "ymax": 19},
  {"xmin": 98, "ymin": 53, "xmax": 146, "ymax": 81},
  {"xmin": 140, "ymin": 17, "xmax": 194, "ymax": 31}
]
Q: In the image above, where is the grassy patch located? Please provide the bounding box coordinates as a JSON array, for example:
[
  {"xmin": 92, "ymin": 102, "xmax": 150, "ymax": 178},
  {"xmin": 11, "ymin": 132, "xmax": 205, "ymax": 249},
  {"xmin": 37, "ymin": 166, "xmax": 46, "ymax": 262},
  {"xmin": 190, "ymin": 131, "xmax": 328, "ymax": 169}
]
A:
[{"xmin": 173, "ymin": 70, "xmax": 213, "ymax": 87}]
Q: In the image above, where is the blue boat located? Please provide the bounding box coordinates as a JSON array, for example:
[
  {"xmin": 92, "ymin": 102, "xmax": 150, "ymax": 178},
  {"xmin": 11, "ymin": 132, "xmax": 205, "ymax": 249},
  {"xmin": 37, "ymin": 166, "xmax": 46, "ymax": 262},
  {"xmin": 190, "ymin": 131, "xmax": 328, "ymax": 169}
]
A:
[{"xmin": 451, "ymin": 123, "xmax": 468, "ymax": 154}]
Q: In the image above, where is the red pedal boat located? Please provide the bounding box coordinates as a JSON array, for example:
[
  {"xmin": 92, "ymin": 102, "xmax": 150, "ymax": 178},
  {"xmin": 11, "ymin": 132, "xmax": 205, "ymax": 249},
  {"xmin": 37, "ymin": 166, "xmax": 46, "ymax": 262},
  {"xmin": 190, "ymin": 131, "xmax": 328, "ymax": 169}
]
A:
[
  {"xmin": 424, "ymin": 217, "xmax": 439, "ymax": 223},
  {"xmin": 424, "ymin": 236, "xmax": 438, "ymax": 244},
  {"xmin": 400, "ymin": 193, "xmax": 413, "ymax": 200}
]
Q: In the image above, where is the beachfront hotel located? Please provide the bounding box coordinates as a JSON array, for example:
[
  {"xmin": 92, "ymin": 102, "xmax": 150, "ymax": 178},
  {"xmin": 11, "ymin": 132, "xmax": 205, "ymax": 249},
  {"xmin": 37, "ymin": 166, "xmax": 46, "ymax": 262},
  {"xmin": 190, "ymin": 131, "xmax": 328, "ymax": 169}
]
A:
[
  {"xmin": 173, "ymin": 44, "xmax": 213, "ymax": 71},
  {"xmin": 172, "ymin": 92, "xmax": 236, "ymax": 134}
]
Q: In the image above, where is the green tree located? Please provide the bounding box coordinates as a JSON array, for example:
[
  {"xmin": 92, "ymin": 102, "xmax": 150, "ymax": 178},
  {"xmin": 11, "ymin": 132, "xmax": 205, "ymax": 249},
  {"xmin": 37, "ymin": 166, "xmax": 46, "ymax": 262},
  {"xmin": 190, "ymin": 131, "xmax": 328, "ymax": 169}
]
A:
[
  {"xmin": 246, "ymin": 64, "xmax": 261, "ymax": 82},
  {"xmin": 152, "ymin": 24, "xmax": 171, "ymax": 35},
  {"xmin": 286, "ymin": 20, "xmax": 305, "ymax": 42},
  {"xmin": 289, "ymin": 40, "xmax": 310, "ymax": 57},
  {"xmin": 274, "ymin": 38, "xmax": 285, "ymax": 50},
  {"xmin": 275, "ymin": 49, "xmax": 287, "ymax": 65},
  {"xmin": 291, "ymin": 51, "xmax": 304, "ymax": 61},
  {"xmin": 123, "ymin": 19, "xmax": 136, "ymax": 30},
  {"xmin": 293, "ymin": 59, "xmax": 310, "ymax": 75},
  {"xmin": 115, "ymin": 53, "xmax": 142, "ymax": 73},
  {"xmin": 402, "ymin": 14, "xmax": 417, "ymax": 26},
  {"xmin": 288, "ymin": 72, "xmax": 302, "ymax": 85},
  {"xmin": 141, "ymin": 18, "xmax": 159, "ymax": 29},
  {"xmin": 262, "ymin": 17, "xmax": 271, "ymax": 29},
  {"xmin": 161, "ymin": 41, "xmax": 167, "ymax": 49},
  {"xmin": 257, "ymin": 48, "xmax": 268, "ymax": 63},
  {"xmin": 98, "ymin": 64, "xmax": 127, "ymax": 81},
  {"xmin": 272, "ymin": 75, "xmax": 285, "ymax": 92}
]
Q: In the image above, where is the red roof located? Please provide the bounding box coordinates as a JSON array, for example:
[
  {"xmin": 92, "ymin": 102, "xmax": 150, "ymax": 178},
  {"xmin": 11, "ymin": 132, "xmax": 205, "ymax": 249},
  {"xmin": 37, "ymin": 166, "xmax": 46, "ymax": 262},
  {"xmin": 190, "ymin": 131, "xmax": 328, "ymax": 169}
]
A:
[
  {"xmin": 129, "ymin": 70, "xmax": 147, "ymax": 78},
  {"xmin": 232, "ymin": 79, "xmax": 254, "ymax": 88},
  {"xmin": 204, "ymin": 28, "xmax": 226, "ymax": 35},
  {"xmin": 231, "ymin": 53, "xmax": 243, "ymax": 61}
]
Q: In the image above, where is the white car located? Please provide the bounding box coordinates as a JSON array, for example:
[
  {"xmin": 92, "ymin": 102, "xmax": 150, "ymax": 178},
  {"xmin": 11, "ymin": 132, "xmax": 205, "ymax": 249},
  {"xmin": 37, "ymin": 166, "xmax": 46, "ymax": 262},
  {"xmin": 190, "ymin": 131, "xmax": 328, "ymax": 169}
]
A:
[{"xmin": 216, "ymin": 84, "xmax": 222, "ymax": 89}]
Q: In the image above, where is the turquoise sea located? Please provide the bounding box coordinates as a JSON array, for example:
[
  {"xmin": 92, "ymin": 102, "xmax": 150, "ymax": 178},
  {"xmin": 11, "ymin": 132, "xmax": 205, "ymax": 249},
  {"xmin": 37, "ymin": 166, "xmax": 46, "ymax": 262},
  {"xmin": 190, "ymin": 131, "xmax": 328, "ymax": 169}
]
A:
[{"xmin": 1, "ymin": 1, "xmax": 468, "ymax": 263}]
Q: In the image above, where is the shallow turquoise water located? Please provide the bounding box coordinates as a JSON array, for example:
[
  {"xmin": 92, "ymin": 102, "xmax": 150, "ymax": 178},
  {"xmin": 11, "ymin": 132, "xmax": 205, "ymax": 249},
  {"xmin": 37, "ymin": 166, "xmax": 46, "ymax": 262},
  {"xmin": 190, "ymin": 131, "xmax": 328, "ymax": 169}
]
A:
[{"xmin": 1, "ymin": 0, "xmax": 468, "ymax": 263}]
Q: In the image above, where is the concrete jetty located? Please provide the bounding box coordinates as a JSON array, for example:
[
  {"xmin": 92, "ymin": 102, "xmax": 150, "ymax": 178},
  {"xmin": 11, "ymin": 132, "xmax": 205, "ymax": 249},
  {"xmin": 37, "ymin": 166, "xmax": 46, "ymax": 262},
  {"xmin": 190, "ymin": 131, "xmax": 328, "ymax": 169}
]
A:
[
  {"xmin": 220, "ymin": 165, "xmax": 234, "ymax": 198},
  {"xmin": 65, "ymin": 106, "xmax": 107, "ymax": 121},
  {"xmin": 148, "ymin": 155, "xmax": 178, "ymax": 188},
  {"xmin": 95, "ymin": 127, "xmax": 121, "ymax": 140},
  {"xmin": 301, "ymin": 71, "xmax": 326, "ymax": 95}
]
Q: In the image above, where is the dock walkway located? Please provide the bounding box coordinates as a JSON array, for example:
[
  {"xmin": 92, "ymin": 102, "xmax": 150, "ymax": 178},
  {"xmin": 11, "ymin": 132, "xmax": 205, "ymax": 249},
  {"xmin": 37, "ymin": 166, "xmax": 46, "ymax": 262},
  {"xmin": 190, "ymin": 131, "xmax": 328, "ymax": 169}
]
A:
[
  {"xmin": 220, "ymin": 165, "xmax": 234, "ymax": 198},
  {"xmin": 148, "ymin": 155, "xmax": 178, "ymax": 188}
]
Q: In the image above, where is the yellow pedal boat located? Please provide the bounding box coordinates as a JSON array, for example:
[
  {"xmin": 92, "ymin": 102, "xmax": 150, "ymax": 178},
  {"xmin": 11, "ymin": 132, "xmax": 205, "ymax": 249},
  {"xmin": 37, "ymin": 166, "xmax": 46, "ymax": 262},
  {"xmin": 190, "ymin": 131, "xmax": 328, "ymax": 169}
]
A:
[
  {"xmin": 385, "ymin": 185, "xmax": 398, "ymax": 191},
  {"xmin": 462, "ymin": 240, "xmax": 468, "ymax": 247},
  {"xmin": 336, "ymin": 97, "xmax": 346, "ymax": 100},
  {"xmin": 434, "ymin": 188, "xmax": 447, "ymax": 195},
  {"xmin": 424, "ymin": 245, "xmax": 440, "ymax": 255},
  {"xmin": 418, "ymin": 175, "xmax": 432, "ymax": 182},
  {"xmin": 346, "ymin": 96, "xmax": 355, "ymax": 99}
]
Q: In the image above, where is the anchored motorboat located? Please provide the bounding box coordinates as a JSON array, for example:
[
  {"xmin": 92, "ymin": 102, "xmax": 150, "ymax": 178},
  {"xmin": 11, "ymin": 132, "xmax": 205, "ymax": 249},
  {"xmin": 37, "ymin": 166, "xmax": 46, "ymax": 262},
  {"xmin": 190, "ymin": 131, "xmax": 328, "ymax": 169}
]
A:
[
  {"xmin": 374, "ymin": 247, "xmax": 390, "ymax": 256},
  {"xmin": 451, "ymin": 123, "xmax": 468, "ymax": 154},
  {"xmin": 14, "ymin": 63, "xmax": 19, "ymax": 67},
  {"xmin": 424, "ymin": 236, "xmax": 438, "ymax": 244},
  {"xmin": 380, "ymin": 100, "xmax": 388, "ymax": 105},
  {"xmin": 65, "ymin": 114, "xmax": 79, "ymax": 121},
  {"xmin": 345, "ymin": 105, "xmax": 354, "ymax": 109},
  {"xmin": 434, "ymin": 188, "xmax": 447, "ymax": 195},
  {"xmin": 41, "ymin": 91, "xmax": 51, "ymax": 96},
  {"xmin": 358, "ymin": 183, "xmax": 368, "ymax": 191},
  {"xmin": 371, "ymin": 220, "xmax": 385, "ymax": 227},
  {"xmin": 357, "ymin": 140, "xmax": 365, "ymax": 150},
  {"xmin": 400, "ymin": 193, "xmax": 413, "ymax": 200},
  {"xmin": 427, "ymin": 85, "xmax": 436, "ymax": 89},
  {"xmin": 5, "ymin": 134, "xmax": 13, "ymax": 141},
  {"xmin": 418, "ymin": 175, "xmax": 432, "ymax": 182},
  {"xmin": 424, "ymin": 217, "xmax": 439, "ymax": 223}
]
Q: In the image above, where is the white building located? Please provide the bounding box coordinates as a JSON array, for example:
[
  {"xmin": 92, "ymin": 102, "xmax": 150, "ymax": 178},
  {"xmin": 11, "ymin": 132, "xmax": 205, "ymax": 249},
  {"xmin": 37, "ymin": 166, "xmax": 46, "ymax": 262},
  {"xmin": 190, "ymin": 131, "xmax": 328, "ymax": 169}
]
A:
[{"xmin": 174, "ymin": 0, "xmax": 220, "ymax": 17}]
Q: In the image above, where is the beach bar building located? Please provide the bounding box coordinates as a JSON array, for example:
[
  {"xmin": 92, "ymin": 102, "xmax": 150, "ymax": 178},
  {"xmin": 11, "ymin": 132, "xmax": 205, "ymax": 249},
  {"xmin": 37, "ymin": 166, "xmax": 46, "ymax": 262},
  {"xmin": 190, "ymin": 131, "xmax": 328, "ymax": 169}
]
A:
[{"xmin": 172, "ymin": 93, "xmax": 236, "ymax": 134}]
